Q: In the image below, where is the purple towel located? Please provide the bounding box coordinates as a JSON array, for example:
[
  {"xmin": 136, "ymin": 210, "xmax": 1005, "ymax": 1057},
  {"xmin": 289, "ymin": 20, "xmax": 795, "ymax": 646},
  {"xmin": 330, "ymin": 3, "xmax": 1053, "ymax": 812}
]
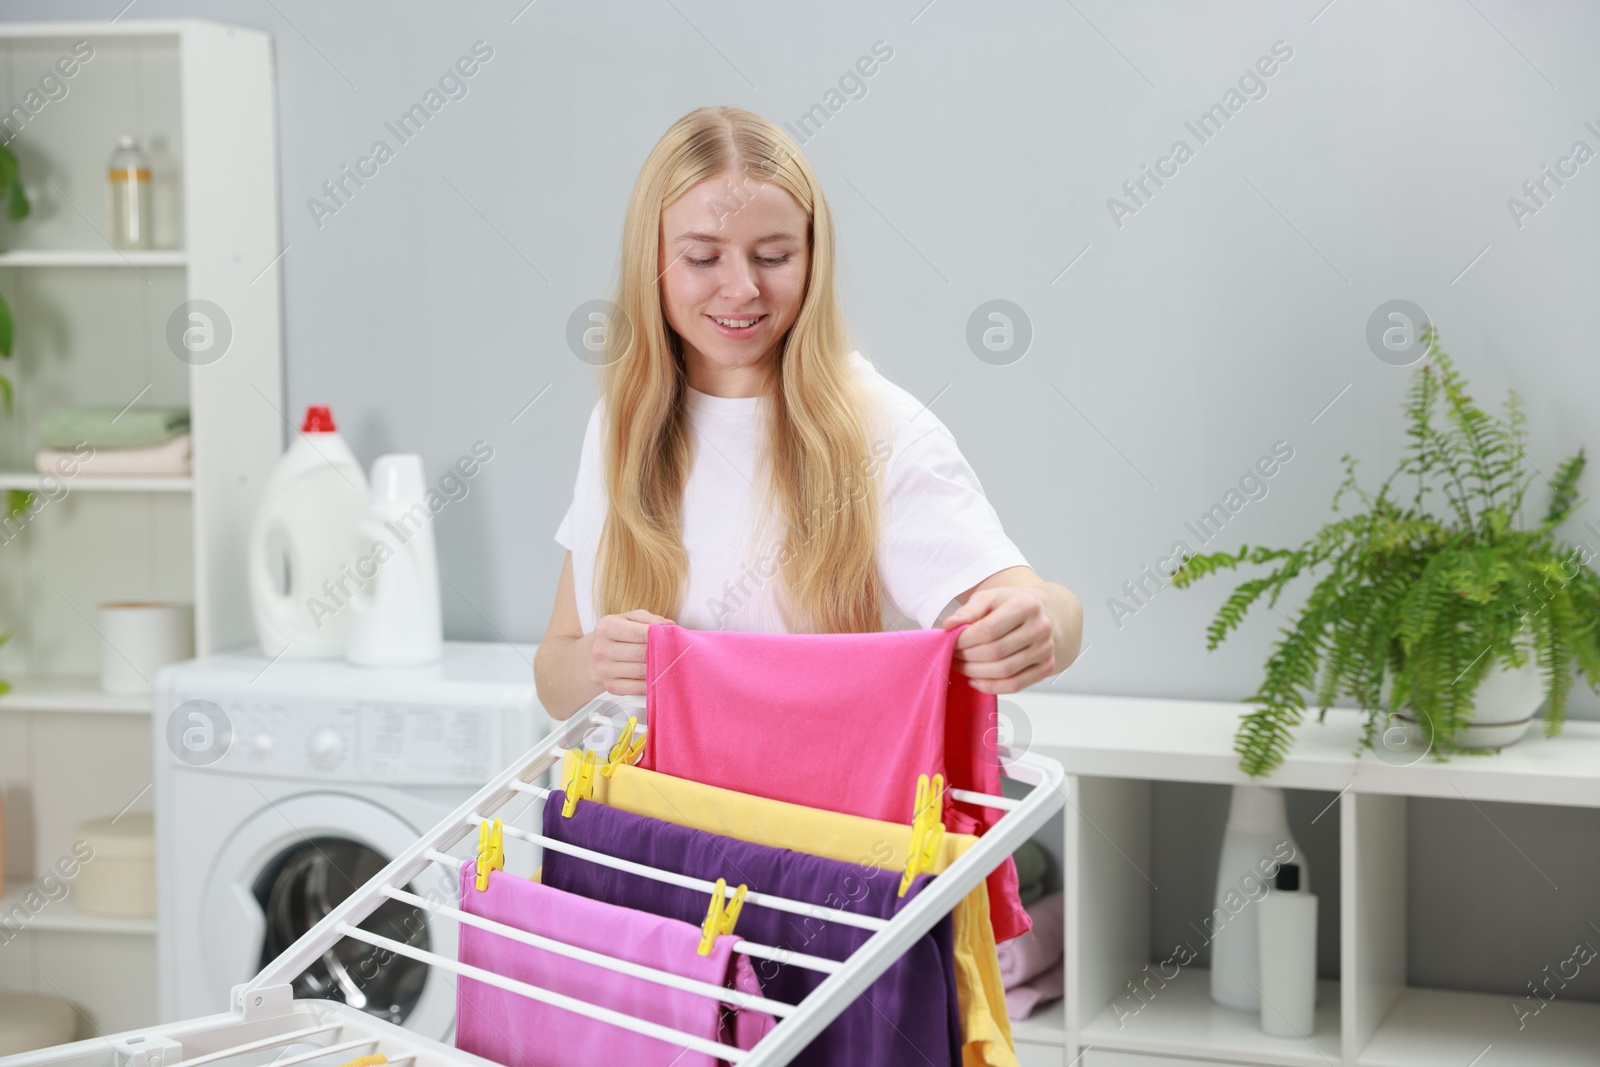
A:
[{"xmin": 541, "ymin": 791, "xmax": 962, "ymax": 1067}]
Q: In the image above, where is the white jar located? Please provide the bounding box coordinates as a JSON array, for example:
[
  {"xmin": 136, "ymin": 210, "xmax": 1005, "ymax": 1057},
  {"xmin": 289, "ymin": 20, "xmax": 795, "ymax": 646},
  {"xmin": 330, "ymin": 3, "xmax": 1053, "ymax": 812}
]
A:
[{"xmin": 98, "ymin": 601, "xmax": 194, "ymax": 694}]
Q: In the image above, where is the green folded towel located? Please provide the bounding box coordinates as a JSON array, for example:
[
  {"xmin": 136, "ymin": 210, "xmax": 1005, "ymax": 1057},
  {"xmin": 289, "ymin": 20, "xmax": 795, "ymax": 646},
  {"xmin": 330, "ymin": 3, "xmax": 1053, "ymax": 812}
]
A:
[
  {"xmin": 1013, "ymin": 839, "xmax": 1048, "ymax": 887},
  {"xmin": 38, "ymin": 406, "xmax": 190, "ymax": 450},
  {"xmin": 1019, "ymin": 878, "xmax": 1047, "ymax": 907}
]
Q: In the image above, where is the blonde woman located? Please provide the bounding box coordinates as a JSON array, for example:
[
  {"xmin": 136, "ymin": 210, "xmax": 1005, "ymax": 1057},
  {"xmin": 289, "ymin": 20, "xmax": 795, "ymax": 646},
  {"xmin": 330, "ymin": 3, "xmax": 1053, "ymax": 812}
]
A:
[{"xmin": 535, "ymin": 106, "xmax": 1082, "ymax": 721}]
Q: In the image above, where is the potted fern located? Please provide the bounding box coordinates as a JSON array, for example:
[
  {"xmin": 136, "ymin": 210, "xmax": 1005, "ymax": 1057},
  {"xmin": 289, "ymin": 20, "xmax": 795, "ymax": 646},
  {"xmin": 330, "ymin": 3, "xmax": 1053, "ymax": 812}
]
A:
[{"xmin": 1170, "ymin": 326, "xmax": 1600, "ymax": 778}]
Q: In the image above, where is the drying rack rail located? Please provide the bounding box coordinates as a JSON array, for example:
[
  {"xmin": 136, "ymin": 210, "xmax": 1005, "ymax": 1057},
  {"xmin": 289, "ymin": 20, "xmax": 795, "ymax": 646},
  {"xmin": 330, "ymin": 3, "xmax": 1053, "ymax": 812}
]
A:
[{"xmin": 7, "ymin": 697, "xmax": 1068, "ymax": 1067}]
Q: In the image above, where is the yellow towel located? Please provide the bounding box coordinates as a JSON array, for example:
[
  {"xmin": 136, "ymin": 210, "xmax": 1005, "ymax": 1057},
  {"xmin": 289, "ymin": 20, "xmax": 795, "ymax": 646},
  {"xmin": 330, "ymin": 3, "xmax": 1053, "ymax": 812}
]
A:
[{"xmin": 587, "ymin": 763, "xmax": 1018, "ymax": 1067}]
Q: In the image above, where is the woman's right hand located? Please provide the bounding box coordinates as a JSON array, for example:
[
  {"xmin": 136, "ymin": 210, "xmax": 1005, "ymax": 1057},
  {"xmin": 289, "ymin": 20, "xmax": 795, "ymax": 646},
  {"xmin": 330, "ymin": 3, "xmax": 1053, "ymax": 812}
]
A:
[{"xmin": 586, "ymin": 609, "xmax": 675, "ymax": 696}]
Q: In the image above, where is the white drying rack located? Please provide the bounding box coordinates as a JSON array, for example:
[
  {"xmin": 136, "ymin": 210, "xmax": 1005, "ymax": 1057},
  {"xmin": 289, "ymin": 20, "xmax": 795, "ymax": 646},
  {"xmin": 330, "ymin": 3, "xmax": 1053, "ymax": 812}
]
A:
[{"xmin": 7, "ymin": 699, "xmax": 1067, "ymax": 1067}]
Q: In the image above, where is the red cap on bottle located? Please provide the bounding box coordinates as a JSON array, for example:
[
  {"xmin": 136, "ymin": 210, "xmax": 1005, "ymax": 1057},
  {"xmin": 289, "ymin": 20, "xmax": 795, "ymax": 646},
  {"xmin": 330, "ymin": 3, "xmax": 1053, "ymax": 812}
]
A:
[{"xmin": 301, "ymin": 405, "xmax": 336, "ymax": 433}]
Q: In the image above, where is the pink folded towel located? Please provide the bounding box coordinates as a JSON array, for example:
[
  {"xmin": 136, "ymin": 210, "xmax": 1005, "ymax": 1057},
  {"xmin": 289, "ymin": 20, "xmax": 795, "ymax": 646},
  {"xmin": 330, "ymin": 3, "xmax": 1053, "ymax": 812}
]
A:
[
  {"xmin": 639, "ymin": 621, "xmax": 1031, "ymax": 944},
  {"xmin": 996, "ymin": 890, "xmax": 1064, "ymax": 988},
  {"xmin": 1005, "ymin": 962, "xmax": 1063, "ymax": 1020},
  {"xmin": 35, "ymin": 433, "xmax": 191, "ymax": 477},
  {"xmin": 456, "ymin": 862, "xmax": 774, "ymax": 1065}
]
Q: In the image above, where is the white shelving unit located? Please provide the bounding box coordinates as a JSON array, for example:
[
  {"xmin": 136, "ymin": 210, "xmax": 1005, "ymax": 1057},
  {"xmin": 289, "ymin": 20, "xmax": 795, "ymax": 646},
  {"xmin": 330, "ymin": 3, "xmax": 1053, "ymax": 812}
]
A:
[
  {"xmin": 0, "ymin": 249, "xmax": 186, "ymax": 267},
  {"xmin": 0, "ymin": 881, "xmax": 156, "ymax": 937},
  {"xmin": 1003, "ymin": 692, "xmax": 1600, "ymax": 1067},
  {"xmin": 0, "ymin": 473, "xmax": 192, "ymax": 491},
  {"xmin": 0, "ymin": 19, "xmax": 282, "ymax": 1038}
]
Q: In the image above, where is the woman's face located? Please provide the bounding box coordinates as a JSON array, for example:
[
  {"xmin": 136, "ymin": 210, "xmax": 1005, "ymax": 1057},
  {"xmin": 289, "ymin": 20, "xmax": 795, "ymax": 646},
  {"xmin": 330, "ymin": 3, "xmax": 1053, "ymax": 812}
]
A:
[{"xmin": 658, "ymin": 171, "xmax": 809, "ymax": 396}]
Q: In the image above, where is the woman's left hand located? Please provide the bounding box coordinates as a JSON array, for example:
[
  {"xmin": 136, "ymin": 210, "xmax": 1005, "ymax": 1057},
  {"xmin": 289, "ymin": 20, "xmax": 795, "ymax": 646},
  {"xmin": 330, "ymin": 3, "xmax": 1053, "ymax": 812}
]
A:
[{"xmin": 940, "ymin": 586, "xmax": 1058, "ymax": 694}]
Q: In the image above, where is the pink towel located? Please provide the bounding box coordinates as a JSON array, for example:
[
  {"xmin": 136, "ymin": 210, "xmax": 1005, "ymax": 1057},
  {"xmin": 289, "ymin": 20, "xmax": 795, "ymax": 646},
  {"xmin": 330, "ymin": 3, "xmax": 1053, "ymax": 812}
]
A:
[
  {"xmin": 34, "ymin": 433, "xmax": 191, "ymax": 477},
  {"xmin": 456, "ymin": 862, "xmax": 774, "ymax": 1066},
  {"xmin": 639, "ymin": 621, "xmax": 1030, "ymax": 944},
  {"xmin": 996, "ymin": 890, "xmax": 1064, "ymax": 988},
  {"xmin": 1004, "ymin": 962, "xmax": 1063, "ymax": 1020}
]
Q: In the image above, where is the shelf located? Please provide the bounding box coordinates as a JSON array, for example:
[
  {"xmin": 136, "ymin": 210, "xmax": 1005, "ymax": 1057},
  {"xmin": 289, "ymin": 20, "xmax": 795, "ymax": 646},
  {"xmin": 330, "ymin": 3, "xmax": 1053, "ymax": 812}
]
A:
[
  {"xmin": 0, "ymin": 249, "xmax": 186, "ymax": 268},
  {"xmin": 1012, "ymin": 693, "xmax": 1600, "ymax": 808},
  {"xmin": 0, "ymin": 675, "xmax": 151, "ymax": 714},
  {"xmin": 1358, "ymin": 986, "xmax": 1600, "ymax": 1066},
  {"xmin": 0, "ymin": 20, "xmax": 189, "ymax": 38},
  {"xmin": 0, "ymin": 881, "xmax": 155, "ymax": 936},
  {"xmin": 1010, "ymin": 996, "xmax": 1065, "ymax": 1045},
  {"xmin": 1078, "ymin": 965, "xmax": 1341, "ymax": 1067},
  {"xmin": 0, "ymin": 472, "xmax": 193, "ymax": 493}
]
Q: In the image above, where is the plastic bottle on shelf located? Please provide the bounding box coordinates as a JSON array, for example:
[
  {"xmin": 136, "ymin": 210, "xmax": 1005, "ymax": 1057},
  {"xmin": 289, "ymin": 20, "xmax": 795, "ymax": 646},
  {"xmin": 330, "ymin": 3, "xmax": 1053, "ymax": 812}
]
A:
[
  {"xmin": 1257, "ymin": 861, "xmax": 1318, "ymax": 1037},
  {"xmin": 344, "ymin": 454, "xmax": 442, "ymax": 668},
  {"xmin": 1209, "ymin": 784, "xmax": 1311, "ymax": 1012},
  {"xmin": 248, "ymin": 406, "xmax": 369, "ymax": 658},
  {"xmin": 107, "ymin": 133, "xmax": 152, "ymax": 249}
]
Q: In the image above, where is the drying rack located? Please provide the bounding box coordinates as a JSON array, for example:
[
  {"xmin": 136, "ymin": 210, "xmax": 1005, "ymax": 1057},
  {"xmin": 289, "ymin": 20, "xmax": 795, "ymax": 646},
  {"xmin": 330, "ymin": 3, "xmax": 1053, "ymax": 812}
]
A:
[{"xmin": 7, "ymin": 697, "xmax": 1067, "ymax": 1067}]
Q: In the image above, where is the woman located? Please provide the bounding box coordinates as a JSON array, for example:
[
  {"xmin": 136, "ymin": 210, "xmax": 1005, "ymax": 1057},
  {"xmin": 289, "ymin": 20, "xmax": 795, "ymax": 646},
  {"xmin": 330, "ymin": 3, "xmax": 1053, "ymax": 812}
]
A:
[{"xmin": 535, "ymin": 106, "xmax": 1082, "ymax": 720}]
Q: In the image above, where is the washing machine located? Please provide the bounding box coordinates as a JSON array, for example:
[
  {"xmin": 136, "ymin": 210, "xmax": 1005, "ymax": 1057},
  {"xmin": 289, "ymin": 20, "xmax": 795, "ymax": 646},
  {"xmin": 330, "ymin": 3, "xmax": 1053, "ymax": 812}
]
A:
[{"xmin": 153, "ymin": 641, "xmax": 547, "ymax": 1042}]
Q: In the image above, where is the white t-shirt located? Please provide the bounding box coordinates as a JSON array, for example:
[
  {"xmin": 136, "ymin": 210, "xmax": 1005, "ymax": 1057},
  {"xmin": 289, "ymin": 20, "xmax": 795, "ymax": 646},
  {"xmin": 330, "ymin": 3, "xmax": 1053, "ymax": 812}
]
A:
[{"xmin": 554, "ymin": 350, "xmax": 1029, "ymax": 634}]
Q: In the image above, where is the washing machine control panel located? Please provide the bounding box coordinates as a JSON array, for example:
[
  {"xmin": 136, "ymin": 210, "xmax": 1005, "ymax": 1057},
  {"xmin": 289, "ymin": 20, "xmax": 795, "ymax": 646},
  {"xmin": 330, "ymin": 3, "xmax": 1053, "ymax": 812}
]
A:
[{"xmin": 165, "ymin": 693, "xmax": 512, "ymax": 785}]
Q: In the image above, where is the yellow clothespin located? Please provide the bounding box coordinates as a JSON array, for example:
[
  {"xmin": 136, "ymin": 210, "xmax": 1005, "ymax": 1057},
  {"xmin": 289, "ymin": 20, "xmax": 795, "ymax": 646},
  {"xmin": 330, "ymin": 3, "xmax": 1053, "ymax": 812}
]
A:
[
  {"xmin": 561, "ymin": 747, "xmax": 597, "ymax": 817},
  {"xmin": 899, "ymin": 773, "xmax": 945, "ymax": 898},
  {"xmin": 475, "ymin": 817, "xmax": 504, "ymax": 891},
  {"xmin": 336, "ymin": 1055, "xmax": 387, "ymax": 1067},
  {"xmin": 697, "ymin": 878, "xmax": 748, "ymax": 956},
  {"xmin": 600, "ymin": 716, "xmax": 646, "ymax": 778}
]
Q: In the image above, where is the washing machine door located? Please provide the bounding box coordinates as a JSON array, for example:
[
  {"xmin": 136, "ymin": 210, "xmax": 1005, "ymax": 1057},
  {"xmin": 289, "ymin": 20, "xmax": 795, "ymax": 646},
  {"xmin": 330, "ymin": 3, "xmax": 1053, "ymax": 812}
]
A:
[{"xmin": 201, "ymin": 792, "xmax": 459, "ymax": 1042}]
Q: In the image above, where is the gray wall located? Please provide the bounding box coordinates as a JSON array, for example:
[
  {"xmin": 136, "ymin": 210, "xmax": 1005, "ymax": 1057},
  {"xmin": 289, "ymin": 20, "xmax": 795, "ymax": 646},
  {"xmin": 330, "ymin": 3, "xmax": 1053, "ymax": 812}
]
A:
[
  {"xmin": 6, "ymin": 2, "xmax": 1593, "ymax": 726},
  {"xmin": 7, "ymin": 0, "xmax": 1595, "ymax": 722},
  {"xmin": 10, "ymin": 0, "xmax": 1600, "ymax": 998}
]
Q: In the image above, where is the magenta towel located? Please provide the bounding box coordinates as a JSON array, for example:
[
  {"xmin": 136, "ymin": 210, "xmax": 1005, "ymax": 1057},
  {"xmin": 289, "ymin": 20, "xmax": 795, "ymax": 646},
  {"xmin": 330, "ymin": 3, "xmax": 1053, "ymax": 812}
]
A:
[
  {"xmin": 455, "ymin": 862, "xmax": 774, "ymax": 1066},
  {"xmin": 639, "ymin": 621, "xmax": 1030, "ymax": 943},
  {"xmin": 542, "ymin": 790, "xmax": 962, "ymax": 1067},
  {"xmin": 996, "ymin": 890, "xmax": 1064, "ymax": 988}
]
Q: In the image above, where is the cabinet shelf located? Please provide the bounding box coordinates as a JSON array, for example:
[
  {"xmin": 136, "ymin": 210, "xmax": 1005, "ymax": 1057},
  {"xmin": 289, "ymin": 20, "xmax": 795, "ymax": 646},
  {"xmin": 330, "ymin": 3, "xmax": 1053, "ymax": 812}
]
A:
[
  {"xmin": 1356, "ymin": 986, "xmax": 1600, "ymax": 1066},
  {"xmin": 1079, "ymin": 965, "xmax": 1341, "ymax": 1066},
  {"xmin": 0, "ymin": 881, "xmax": 154, "ymax": 936},
  {"xmin": 0, "ymin": 675, "xmax": 151, "ymax": 714},
  {"xmin": 1010, "ymin": 997, "xmax": 1065, "ymax": 1045},
  {"xmin": 1006, "ymin": 691, "xmax": 1600, "ymax": 1067},
  {"xmin": 0, "ymin": 473, "xmax": 192, "ymax": 493},
  {"xmin": 0, "ymin": 17, "xmax": 282, "ymax": 1037},
  {"xmin": 0, "ymin": 250, "xmax": 186, "ymax": 268}
]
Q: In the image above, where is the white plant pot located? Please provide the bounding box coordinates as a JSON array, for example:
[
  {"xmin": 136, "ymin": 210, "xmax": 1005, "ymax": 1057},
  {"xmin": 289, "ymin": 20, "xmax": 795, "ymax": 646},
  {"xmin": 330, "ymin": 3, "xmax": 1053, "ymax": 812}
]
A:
[{"xmin": 1396, "ymin": 652, "xmax": 1545, "ymax": 750}]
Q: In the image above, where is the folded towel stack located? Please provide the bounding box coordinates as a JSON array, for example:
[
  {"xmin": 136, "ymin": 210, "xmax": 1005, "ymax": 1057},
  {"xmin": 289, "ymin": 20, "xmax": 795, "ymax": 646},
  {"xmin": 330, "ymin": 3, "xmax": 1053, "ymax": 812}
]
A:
[
  {"xmin": 1014, "ymin": 837, "xmax": 1048, "ymax": 906},
  {"xmin": 34, "ymin": 406, "xmax": 192, "ymax": 477},
  {"xmin": 999, "ymin": 840, "xmax": 1065, "ymax": 1020}
]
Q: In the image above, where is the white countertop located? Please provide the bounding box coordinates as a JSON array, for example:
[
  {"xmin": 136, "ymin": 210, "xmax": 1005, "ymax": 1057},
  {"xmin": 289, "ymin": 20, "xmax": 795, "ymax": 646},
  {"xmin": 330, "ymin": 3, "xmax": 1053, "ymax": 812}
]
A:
[{"xmin": 1006, "ymin": 691, "xmax": 1600, "ymax": 807}]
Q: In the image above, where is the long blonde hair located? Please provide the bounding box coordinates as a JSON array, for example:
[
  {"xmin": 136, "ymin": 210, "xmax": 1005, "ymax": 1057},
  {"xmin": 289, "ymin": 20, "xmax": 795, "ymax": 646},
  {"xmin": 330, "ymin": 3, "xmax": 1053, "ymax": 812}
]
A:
[{"xmin": 593, "ymin": 105, "xmax": 886, "ymax": 634}]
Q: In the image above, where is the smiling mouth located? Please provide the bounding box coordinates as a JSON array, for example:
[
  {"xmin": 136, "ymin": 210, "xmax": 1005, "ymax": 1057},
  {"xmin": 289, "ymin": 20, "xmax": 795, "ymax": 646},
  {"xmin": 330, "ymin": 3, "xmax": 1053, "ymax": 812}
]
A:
[{"xmin": 707, "ymin": 314, "xmax": 766, "ymax": 335}]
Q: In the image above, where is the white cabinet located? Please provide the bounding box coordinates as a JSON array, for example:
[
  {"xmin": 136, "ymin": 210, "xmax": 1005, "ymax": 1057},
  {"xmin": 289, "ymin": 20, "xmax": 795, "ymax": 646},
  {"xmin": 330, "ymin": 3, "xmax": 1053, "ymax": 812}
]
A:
[
  {"xmin": 0, "ymin": 19, "xmax": 282, "ymax": 1036},
  {"xmin": 1001, "ymin": 692, "xmax": 1600, "ymax": 1067},
  {"xmin": 1084, "ymin": 1052, "xmax": 1257, "ymax": 1067}
]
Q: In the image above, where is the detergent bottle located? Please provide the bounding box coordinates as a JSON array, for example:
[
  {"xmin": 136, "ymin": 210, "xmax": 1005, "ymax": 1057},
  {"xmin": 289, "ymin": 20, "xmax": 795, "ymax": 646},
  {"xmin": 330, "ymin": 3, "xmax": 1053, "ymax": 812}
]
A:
[
  {"xmin": 1209, "ymin": 784, "xmax": 1311, "ymax": 1012},
  {"xmin": 248, "ymin": 405, "xmax": 369, "ymax": 658},
  {"xmin": 345, "ymin": 454, "xmax": 443, "ymax": 667}
]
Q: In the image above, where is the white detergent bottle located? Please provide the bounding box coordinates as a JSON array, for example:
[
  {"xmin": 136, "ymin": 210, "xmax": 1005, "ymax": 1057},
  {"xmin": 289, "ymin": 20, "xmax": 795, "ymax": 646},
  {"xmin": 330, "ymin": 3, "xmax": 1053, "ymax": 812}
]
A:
[
  {"xmin": 248, "ymin": 405, "xmax": 369, "ymax": 658},
  {"xmin": 1209, "ymin": 785, "xmax": 1310, "ymax": 1012},
  {"xmin": 344, "ymin": 453, "xmax": 442, "ymax": 667}
]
